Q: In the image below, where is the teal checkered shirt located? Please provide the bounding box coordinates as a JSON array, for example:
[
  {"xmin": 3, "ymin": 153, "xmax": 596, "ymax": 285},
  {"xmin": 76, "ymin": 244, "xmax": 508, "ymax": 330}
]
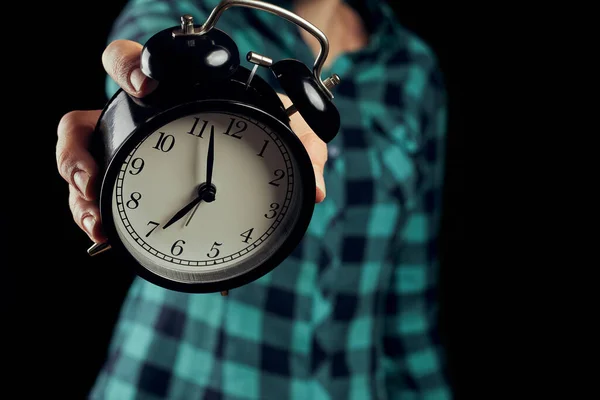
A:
[{"xmin": 90, "ymin": 0, "xmax": 451, "ymax": 398}]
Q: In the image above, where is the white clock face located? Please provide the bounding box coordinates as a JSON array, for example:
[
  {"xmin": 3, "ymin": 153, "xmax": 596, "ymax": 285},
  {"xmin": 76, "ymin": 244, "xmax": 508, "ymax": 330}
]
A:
[{"xmin": 111, "ymin": 111, "xmax": 302, "ymax": 284}]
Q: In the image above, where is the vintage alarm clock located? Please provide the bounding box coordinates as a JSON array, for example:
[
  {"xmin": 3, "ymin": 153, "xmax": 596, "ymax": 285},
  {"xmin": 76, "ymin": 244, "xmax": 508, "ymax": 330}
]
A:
[{"xmin": 87, "ymin": 0, "xmax": 341, "ymax": 294}]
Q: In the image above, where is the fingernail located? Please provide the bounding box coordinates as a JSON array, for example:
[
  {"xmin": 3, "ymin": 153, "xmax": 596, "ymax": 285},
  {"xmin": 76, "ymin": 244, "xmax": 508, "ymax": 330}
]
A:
[
  {"xmin": 130, "ymin": 68, "xmax": 147, "ymax": 92},
  {"xmin": 74, "ymin": 170, "xmax": 90, "ymax": 198},
  {"xmin": 83, "ymin": 215, "xmax": 96, "ymax": 237},
  {"xmin": 130, "ymin": 68, "xmax": 157, "ymax": 93},
  {"xmin": 316, "ymin": 174, "xmax": 326, "ymax": 198}
]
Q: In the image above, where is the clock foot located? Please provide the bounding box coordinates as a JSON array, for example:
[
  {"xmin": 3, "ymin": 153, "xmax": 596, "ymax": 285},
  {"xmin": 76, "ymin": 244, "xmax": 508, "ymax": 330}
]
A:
[
  {"xmin": 220, "ymin": 290, "xmax": 229, "ymax": 296},
  {"xmin": 88, "ymin": 242, "xmax": 111, "ymax": 257}
]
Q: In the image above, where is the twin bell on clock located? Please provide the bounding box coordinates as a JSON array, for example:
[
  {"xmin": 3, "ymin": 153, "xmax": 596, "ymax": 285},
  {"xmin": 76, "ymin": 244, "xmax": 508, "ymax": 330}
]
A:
[{"xmin": 88, "ymin": 0, "xmax": 341, "ymax": 294}]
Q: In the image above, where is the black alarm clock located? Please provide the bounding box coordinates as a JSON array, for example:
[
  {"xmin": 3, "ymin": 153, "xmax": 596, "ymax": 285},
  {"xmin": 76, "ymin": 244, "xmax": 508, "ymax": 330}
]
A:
[{"xmin": 87, "ymin": 0, "xmax": 341, "ymax": 294}]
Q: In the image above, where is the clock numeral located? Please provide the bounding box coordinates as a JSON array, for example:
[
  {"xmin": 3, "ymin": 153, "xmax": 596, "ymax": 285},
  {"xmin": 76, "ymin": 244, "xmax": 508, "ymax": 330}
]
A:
[
  {"xmin": 129, "ymin": 157, "xmax": 145, "ymax": 175},
  {"xmin": 153, "ymin": 132, "xmax": 175, "ymax": 152},
  {"xmin": 171, "ymin": 239, "xmax": 185, "ymax": 256},
  {"xmin": 269, "ymin": 169, "xmax": 286, "ymax": 186},
  {"xmin": 126, "ymin": 192, "xmax": 142, "ymax": 209},
  {"xmin": 188, "ymin": 117, "xmax": 209, "ymax": 138},
  {"xmin": 146, "ymin": 221, "xmax": 159, "ymax": 237},
  {"xmin": 240, "ymin": 228, "xmax": 254, "ymax": 243},
  {"xmin": 264, "ymin": 202, "xmax": 280, "ymax": 219},
  {"xmin": 223, "ymin": 118, "xmax": 246, "ymax": 139},
  {"xmin": 257, "ymin": 140, "xmax": 269, "ymax": 157},
  {"xmin": 207, "ymin": 242, "xmax": 222, "ymax": 258}
]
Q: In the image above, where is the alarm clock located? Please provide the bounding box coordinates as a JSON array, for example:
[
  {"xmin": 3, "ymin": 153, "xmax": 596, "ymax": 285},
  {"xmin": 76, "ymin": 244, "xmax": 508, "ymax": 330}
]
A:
[{"xmin": 87, "ymin": 0, "xmax": 341, "ymax": 294}]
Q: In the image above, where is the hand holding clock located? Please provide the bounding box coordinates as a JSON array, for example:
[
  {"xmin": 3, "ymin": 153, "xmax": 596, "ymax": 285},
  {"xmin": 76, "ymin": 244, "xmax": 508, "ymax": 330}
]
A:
[{"xmin": 55, "ymin": 39, "xmax": 327, "ymax": 244}]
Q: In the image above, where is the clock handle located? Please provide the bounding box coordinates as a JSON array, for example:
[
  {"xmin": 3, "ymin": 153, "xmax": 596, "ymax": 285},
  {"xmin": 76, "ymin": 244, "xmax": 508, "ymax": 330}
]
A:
[{"xmin": 172, "ymin": 0, "xmax": 336, "ymax": 99}]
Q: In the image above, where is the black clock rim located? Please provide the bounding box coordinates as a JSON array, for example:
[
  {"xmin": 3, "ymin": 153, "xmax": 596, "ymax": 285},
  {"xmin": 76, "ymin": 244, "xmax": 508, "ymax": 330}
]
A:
[{"xmin": 98, "ymin": 99, "xmax": 316, "ymax": 293}]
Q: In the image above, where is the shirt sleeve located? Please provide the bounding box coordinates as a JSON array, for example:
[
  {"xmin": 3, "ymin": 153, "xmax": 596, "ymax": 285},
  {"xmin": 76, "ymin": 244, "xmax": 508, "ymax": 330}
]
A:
[
  {"xmin": 104, "ymin": 0, "xmax": 215, "ymax": 99},
  {"xmin": 383, "ymin": 37, "xmax": 452, "ymax": 399}
]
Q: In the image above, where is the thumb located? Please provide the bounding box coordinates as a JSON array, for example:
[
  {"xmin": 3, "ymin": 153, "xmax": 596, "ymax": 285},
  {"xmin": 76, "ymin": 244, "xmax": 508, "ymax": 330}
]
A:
[{"xmin": 102, "ymin": 39, "xmax": 158, "ymax": 98}]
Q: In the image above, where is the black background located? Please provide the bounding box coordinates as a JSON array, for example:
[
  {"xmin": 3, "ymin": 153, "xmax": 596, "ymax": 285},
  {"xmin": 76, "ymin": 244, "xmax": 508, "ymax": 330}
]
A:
[{"xmin": 10, "ymin": 1, "xmax": 466, "ymax": 398}]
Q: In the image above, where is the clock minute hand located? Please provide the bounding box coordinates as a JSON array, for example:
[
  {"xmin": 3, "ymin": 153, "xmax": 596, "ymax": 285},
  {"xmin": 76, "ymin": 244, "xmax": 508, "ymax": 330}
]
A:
[
  {"xmin": 199, "ymin": 129, "xmax": 217, "ymax": 203},
  {"xmin": 206, "ymin": 129, "xmax": 215, "ymax": 188},
  {"xmin": 163, "ymin": 187, "xmax": 206, "ymax": 230},
  {"xmin": 185, "ymin": 130, "xmax": 216, "ymax": 227}
]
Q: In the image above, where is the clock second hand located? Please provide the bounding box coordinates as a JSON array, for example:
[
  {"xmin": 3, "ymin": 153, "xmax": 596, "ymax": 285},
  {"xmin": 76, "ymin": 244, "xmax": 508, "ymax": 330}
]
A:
[{"xmin": 184, "ymin": 195, "xmax": 201, "ymax": 227}]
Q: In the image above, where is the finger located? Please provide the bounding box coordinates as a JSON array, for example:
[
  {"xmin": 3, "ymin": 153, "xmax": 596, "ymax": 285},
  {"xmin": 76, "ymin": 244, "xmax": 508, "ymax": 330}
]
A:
[
  {"xmin": 298, "ymin": 133, "xmax": 327, "ymax": 202},
  {"xmin": 277, "ymin": 93, "xmax": 328, "ymax": 202},
  {"xmin": 102, "ymin": 39, "xmax": 158, "ymax": 98},
  {"xmin": 56, "ymin": 110, "xmax": 102, "ymax": 201},
  {"xmin": 69, "ymin": 185, "xmax": 106, "ymax": 243}
]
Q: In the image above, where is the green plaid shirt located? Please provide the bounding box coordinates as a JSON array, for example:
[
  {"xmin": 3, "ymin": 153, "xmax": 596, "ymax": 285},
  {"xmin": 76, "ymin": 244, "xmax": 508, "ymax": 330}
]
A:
[{"xmin": 90, "ymin": 0, "xmax": 450, "ymax": 398}]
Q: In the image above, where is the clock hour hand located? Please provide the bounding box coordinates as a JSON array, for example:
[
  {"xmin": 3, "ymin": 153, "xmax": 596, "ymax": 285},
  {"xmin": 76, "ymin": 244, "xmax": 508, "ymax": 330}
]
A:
[{"xmin": 163, "ymin": 186, "xmax": 207, "ymax": 230}]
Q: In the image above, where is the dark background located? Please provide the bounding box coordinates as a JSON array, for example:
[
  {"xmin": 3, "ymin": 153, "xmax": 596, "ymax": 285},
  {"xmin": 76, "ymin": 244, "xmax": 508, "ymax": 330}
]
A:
[{"xmin": 10, "ymin": 1, "xmax": 466, "ymax": 398}]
